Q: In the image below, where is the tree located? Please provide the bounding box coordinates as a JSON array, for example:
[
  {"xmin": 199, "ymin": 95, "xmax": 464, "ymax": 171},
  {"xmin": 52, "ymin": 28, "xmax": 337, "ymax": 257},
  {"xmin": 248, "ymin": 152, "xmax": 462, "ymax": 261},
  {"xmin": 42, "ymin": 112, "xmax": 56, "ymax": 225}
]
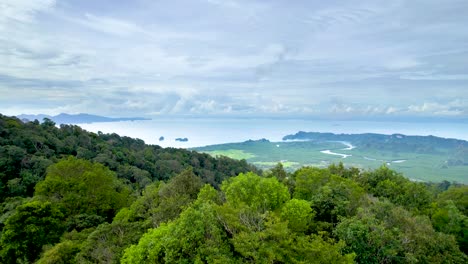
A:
[
  {"xmin": 293, "ymin": 168, "xmax": 365, "ymax": 225},
  {"xmin": 438, "ymin": 186, "xmax": 468, "ymax": 216},
  {"xmin": 269, "ymin": 162, "xmax": 287, "ymax": 181},
  {"xmin": 36, "ymin": 240, "xmax": 81, "ymax": 264},
  {"xmin": 431, "ymin": 200, "xmax": 468, "ymax": 254},
  {"xmin": 231, "ymin": 215, "xmax": 354, "ymax": 263},
  {"xmin": 335, "ymin": 200, "xmax": 468, "ymax": 263},
  {"xmin": 293, "ymin": 167, "xmax": 332, "ymax": 201},
  {"xmin": 121, "ymin": 203, "xmax": 234, "ymax": 263},
  {"xmin": 221, "ymin": 172, "xmax": 290, "ymax": 212},
  {"xmin": 0, "ymin": 201, "xmax": 65, "ymax": 263},
  {"xmin": 150, "ymin": 168, "xmax": 204, "ymax": 225},
  {"xmin": 328, "ymin": 162, "xmax": 359, "ymax": 179},
  {"xmin": 35, "ymin": 157, "xmax": 131, "ymax": 220},
  {"xmin": 281, "ymin": 198, "xmax": 314, "ymax": 233},
  {"xmin": 75, "ymin": 222, "xmax": 146, "ymax": 264}
]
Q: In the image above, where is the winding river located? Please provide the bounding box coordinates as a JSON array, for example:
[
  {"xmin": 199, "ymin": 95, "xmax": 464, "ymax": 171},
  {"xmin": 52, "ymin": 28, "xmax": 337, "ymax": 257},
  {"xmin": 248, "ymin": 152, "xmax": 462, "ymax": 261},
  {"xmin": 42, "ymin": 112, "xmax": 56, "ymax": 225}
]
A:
[
  {"xmin": 320, "ymin": 142, "xmax": 408, "ymax": 165},
  {"xmin": 320, "ymin": 141, "xmax": 355, "ymax": 158}
]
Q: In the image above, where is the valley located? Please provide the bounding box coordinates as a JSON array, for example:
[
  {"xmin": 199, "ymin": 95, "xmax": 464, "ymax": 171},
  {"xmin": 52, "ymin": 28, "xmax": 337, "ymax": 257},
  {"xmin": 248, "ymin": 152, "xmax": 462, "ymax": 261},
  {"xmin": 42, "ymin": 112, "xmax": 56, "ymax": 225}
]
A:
[{"xmin": 195, "ymin": 132, "xmax": 468, "ymax": 183}]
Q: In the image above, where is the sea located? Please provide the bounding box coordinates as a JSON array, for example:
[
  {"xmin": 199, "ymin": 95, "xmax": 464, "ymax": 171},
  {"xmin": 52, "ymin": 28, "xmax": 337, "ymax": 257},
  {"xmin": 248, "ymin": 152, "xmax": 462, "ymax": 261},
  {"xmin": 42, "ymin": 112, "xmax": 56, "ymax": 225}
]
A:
[{"xmin": 79, "ymin": 118, "xmax": 468, "ymax": 148}]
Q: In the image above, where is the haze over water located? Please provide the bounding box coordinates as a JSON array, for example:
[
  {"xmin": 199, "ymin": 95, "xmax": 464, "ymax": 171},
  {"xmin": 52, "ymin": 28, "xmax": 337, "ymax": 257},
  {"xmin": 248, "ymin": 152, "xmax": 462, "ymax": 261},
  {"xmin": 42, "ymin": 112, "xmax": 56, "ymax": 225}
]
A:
[{"xmin": 79, "ymin": 118, "xmax": 468, "ymax": 148}]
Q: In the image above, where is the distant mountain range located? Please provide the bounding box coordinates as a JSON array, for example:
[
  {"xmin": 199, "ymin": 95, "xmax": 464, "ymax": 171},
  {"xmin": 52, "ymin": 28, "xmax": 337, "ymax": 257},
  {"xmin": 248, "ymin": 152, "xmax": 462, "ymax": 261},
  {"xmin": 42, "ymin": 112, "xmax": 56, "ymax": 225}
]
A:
[
  {"xmin": 17, "ymin": 113, "xmax": 150, "ymax": 124},
  {"xmin": 282, "ymin": 131, "xmax": 468, "ymax": 150}
]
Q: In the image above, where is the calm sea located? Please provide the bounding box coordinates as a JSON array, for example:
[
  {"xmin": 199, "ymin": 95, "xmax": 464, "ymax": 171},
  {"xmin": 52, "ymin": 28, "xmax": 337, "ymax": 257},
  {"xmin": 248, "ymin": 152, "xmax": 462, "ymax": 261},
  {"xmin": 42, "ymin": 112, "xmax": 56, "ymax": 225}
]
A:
[{"xmin": 79, "ymin": 118, "xmax": 468, "ymax": 148}]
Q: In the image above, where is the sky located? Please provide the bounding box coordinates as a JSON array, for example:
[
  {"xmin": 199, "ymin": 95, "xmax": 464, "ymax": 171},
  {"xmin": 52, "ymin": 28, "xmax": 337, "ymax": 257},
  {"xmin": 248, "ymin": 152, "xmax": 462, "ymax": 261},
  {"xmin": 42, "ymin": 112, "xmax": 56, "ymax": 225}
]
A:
[{"xmin": 1, "ymin": 0, "xmax": 467, "ymax": 120}]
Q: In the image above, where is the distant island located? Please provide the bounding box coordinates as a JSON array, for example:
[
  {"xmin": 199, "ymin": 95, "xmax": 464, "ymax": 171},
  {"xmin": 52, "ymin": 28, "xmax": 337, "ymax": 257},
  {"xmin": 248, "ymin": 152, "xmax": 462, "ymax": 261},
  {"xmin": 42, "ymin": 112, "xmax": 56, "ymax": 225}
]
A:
[
  {"xmin": 159, "ymin": 136, "xmax": 165, "ymax": 141},
  {"xmin": 17, "ymin": 113, "xmax": 150, "ymax": 124},
  {"xmin": 175, "ymin": 138, "xmax": 189, "ymax": 142}
]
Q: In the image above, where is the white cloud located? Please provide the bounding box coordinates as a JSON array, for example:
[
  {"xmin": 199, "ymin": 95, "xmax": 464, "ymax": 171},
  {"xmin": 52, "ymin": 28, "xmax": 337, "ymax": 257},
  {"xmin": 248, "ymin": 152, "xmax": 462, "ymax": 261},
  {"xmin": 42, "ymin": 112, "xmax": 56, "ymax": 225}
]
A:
[
  {"xmin": 407, "ymin": 100, "xmax": 466, "ymax": 116},
  {"xmin": 386, "ymin": 106, "xmax": 400, "ymax": 114},
  {"xmin": 0, "ymin": 0, "xmax": 467, "ymax": 118},
  {"xmin": 0, "ymin": 0, "xmax": 55, "ymax": 25},
  {"xmin": 204, "ymin": 0, "xmax": 240, "ymax": 8},
  {"xmin": 385, "ymin": 58, "xmax": 422, "ymax": 70},
  {"xmin": 76, "ymin": 13, "xmax": 146, "ymax": 37}
]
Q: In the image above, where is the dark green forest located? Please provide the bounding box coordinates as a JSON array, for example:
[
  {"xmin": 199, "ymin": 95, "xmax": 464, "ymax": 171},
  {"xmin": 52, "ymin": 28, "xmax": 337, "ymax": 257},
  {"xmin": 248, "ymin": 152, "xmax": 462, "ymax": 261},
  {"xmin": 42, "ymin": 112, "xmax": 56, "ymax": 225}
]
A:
[{"xmin": 0, "ymin": 114, "xmax": 467, "ymax": 263}]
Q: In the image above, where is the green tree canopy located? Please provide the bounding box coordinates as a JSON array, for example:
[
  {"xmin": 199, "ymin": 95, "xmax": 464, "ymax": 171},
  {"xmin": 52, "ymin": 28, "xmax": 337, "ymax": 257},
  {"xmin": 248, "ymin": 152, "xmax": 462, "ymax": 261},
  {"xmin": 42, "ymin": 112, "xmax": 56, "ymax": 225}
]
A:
[
  {"xmin": 221, "ymin": 172, "xmax": 290, "ymax": 211},
  {"xmin": 281, "ymin": 198, "xmax": 314, "ymax": 233},
  {"xmin": 0, "ymin": 201, "xmax": 65, "ymax": 263},
  {"xmin": 35, "ymin": 157, "xmax": 131, "ymax": 220}
]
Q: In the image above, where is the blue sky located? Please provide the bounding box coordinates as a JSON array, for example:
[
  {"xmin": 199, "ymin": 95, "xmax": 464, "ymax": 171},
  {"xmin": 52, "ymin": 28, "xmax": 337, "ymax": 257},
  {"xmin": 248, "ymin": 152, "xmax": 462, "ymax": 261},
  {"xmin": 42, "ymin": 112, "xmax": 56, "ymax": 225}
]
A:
[{"xmin": 1, "ymin": 0, "xmax": 467, "ymax": 119}]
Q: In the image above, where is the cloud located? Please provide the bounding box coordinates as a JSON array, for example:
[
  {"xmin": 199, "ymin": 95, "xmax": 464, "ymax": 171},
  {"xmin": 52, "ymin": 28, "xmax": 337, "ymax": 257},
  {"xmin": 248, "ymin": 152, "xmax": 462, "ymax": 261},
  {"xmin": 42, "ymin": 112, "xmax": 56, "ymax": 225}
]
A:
[
  {"xmin": 204, "ymin": 0, "xmax": 240, "ymax": 8},
  {"xmin": 75, "ymin": 13, "xmax": 146, "ymax": 37},
  {"xmin": 401, "ymin": 73, "xmax": 468, "ymax": 81},
  {"xmin": 0, "ymin": 0, "xmax": 55, "ymax": 25},
  {"xmin": 407, "ymin": 100, "xmax": 467, "ymax": 116},
  {"xmin": 384, "ymin": 58, "xmax": 422, "ymax": 70},
  {"xmin": 0, "ymin": 0, "xmax": 467, "ymax": 119}
]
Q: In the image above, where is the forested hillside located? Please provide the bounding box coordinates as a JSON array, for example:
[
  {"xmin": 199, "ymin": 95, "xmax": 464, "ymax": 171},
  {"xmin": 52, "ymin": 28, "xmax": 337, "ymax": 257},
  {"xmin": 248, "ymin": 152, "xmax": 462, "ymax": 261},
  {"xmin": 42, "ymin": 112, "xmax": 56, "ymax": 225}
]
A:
[
  {"xmin": 0, "ymin": 114, "xmax": 467, "ymax": 263},
  {"xmin": 0, "ymin": 114, "xmax": 258, "ymax": 200}
]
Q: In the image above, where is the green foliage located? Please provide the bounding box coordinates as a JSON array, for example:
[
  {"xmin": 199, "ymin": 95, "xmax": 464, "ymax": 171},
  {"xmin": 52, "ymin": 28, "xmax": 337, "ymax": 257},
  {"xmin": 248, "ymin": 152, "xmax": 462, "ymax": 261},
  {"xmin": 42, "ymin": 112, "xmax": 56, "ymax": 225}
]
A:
[
  {"xmin": 36, "ymin": 240, "xmax": 81, "ymax": 264},
  {"xmin": 335, "ymin": 200, "xmax": 468, "ymax": 263},
  {"xmin": 66, "ymin": 214, "xmax": 105, "ymax": 232},
  {"xmin": 431, "ymin": 200, "xmax": 468, "ymax": 253},
  {"xmin": 75, "ymin": 222, "xmax": 146, "ymax": 264},
  {"xmin": 222, "ymin": 172, "xmax": 290, "ymax": 211},
  {"xmin": 35, "ymin": 156, "xmax": 131, "ymax": 220},
  {"xmin": 151, "ymin": 168, "xmax": 204, "ymax": 225},
  {"xmin": 358, "ymin": 165, "xmax": 433, "ymax": 212},
  {"xmin": 0, "ymin": 114, "xmax": 467, "ymax": 262},
  {"xmin": 328, "ymin": 162, "xmax": 359, "ymax": 179},
  {"xmin": 70, "ymin": 169, "xmax": 205, "ymax": 264},
  {"xmin": 281, "ymin": 199, "xmax": 314, "ymax": 233},
  {"xmin": 0, "ymin": 196, "xmax": 26, "ymax": 230},
  {"xmin": 123, "ymin": 173, "xmax": 355, "ymax": 264},
  {"xmin": 293, "ymin": 167, "xmax": 365, "ymax": 225},
  {"xmin": 232, "ymin": 215, "xmax": 354, "ymax": 264},
  {"xmin": 268, "ymin": 162, "xmax": 288, "ymax": 181},
  {"xmin": 122, "ymin": 203, "xmax": 233, "ymax": 263},
  {"xmin": 116, "ymin": 165, "xmax": 152, "ymax": 191},
  {"xmin": 158, "ymin": 167, "xmax": 203, "ymax": 200},
  {"xmin": 357, "ymin": 165, "xmax": 404, "ymax": 191},
  {"xmin": 36, "ymin": 228, "xmax": 94, "ymax": 264},
  {"xmin": 437, "ymin": 185, "xmax": 468, "ymax": 216},
  {"xmin": 293, "ymin": 167, "xmax": 332, "ymax": 200},
  {"xmin": 0, "ymin": 114, "xmax": 258, "ymax": 202},
  {"xmin": 195, "ymin": 184, "xmax": 222, "ymax": 205},
  {"xmin": 0, "ymin": 201, "xmax": 65, "ymax": 263}
]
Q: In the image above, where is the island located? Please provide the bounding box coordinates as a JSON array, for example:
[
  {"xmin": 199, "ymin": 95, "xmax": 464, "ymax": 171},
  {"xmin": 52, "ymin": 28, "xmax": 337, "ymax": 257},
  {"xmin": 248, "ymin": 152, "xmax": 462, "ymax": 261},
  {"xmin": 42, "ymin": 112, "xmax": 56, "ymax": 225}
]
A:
[{"xmin": 175, "ymin": 138, "xmax": 189, "ymax": 142}]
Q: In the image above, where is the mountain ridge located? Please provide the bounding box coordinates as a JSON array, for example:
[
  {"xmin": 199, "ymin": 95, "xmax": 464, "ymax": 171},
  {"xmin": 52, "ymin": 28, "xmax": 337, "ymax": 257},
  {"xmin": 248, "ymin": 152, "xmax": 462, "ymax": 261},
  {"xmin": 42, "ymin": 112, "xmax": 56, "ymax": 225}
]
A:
[{"xmin": 17, "ymin": 113, "xmax": 150, "ymax": 124}]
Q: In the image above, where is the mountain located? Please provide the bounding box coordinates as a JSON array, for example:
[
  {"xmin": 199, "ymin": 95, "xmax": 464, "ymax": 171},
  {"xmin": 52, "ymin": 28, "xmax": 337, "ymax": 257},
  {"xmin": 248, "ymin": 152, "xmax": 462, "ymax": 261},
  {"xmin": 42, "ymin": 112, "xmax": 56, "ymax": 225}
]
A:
[
  {"xmin": 283, "ymin": 131, "xmax": 468, "ymax": 152},
  {"xmin": 17, "ymin": 113, "xmax": 150, "ymax": 124}
]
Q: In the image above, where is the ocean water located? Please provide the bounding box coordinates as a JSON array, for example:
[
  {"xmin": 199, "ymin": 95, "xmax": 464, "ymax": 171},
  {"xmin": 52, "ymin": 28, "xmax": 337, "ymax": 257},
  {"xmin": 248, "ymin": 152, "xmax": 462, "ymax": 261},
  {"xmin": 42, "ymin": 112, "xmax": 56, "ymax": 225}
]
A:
[{"xmin": 79, "ymin": 118, "xmax": 468, "ymax": 148}]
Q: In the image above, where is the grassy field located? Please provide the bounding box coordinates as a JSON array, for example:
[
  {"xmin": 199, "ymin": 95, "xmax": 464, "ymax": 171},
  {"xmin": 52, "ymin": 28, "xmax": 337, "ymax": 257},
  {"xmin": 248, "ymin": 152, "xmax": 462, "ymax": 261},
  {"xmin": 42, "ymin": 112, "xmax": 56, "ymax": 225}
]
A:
[
  {"xmin": 203, "ymin": 149, "xmax": 256, "ymax": 160},
  {"xmin": 195, "ymin": 140, "xmax": 468, "ymax": 183}
]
